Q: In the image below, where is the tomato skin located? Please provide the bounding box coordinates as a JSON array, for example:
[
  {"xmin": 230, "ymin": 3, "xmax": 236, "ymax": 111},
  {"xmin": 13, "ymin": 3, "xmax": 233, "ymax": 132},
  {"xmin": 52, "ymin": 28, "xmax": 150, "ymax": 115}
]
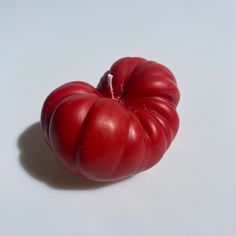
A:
[{"xmin": 41, "ymin": 57, "xmax": 180, "ymax": 182}]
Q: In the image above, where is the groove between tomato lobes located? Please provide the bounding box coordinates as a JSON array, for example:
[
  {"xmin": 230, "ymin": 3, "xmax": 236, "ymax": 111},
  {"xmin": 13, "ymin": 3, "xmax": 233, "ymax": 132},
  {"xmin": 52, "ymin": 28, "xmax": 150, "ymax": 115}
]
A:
[
  {"xmin": 41, "ymin": 81, "xmax": 102, "ymax": 145},
  {"xmin": 41, "ymin": 57, "xmax": 180, "ymax": 181}
]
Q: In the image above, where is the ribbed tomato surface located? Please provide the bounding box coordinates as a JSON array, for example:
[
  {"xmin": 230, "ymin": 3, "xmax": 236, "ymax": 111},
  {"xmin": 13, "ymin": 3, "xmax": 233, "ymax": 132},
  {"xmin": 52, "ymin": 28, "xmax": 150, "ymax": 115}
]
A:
[{"xmin": 41, "ymin": 57, "xmax": 180, "ymax": 181}]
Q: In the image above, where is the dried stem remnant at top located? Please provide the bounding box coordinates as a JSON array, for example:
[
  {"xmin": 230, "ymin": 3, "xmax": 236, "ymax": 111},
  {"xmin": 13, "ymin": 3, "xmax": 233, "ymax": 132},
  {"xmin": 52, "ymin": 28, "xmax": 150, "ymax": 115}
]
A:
[{"xmin": 107, "ymin": 73, "xmax": 114, "ymax": 99}]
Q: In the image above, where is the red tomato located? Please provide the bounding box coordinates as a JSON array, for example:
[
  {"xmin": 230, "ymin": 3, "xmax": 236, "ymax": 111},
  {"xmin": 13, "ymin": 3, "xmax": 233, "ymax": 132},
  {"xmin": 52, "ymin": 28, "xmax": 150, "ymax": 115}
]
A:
[{"xmin": 41, "ymin": 57, "xmax": 180, "ymax": 182}]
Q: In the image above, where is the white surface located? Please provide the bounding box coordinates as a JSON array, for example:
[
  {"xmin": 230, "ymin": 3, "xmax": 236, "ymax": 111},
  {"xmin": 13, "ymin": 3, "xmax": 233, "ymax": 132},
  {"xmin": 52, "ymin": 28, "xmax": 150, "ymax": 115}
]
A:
[{"xmin": 1, "ymin": 1, "xmax": 236, "ymax": 235}]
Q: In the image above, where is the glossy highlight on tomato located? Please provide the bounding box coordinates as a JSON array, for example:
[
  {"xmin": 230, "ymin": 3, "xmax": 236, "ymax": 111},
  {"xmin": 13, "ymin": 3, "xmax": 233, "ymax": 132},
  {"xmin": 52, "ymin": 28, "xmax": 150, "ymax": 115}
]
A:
[{"xmin": 41, "ymin": 57, "xmax": 180, "ymax": 182}]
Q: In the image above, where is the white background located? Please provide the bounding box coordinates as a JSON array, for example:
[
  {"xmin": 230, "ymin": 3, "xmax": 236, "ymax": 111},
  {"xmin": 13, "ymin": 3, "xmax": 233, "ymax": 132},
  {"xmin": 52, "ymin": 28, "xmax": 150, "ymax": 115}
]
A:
[{"xmin": 1, "ymin": 0, "xmax": 236, "ymax": 235}]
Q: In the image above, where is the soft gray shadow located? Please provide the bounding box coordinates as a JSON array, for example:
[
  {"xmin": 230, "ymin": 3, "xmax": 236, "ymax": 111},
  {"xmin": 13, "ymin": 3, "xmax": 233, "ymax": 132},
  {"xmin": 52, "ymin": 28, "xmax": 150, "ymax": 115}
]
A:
[{"xmin": 18, "ymin": 122, "xmax": 114, "ymax": 190}]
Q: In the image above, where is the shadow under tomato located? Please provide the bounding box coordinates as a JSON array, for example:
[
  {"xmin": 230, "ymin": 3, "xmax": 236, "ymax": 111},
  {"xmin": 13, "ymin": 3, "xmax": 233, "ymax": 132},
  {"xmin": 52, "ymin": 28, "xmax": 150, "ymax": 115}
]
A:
[{"xmin": 18, "ymin": 122, "xmax": 117, "ymax": 190}]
